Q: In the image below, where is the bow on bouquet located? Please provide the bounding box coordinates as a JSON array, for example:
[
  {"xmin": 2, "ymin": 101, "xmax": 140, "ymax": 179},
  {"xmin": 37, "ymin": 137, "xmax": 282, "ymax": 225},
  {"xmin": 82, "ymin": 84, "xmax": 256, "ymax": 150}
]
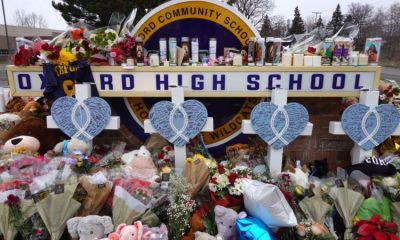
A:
[{"xmin": 354, "ymin": 215, "xmax": 398, "ymax": 240}]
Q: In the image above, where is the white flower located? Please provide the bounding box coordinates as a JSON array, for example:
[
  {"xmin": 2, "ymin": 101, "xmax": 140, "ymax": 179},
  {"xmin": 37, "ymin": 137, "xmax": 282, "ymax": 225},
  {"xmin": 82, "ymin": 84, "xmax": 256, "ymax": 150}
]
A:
[
  {"xmin": 167, "ymin": 151, "xmax": 174, "ymax": 158},
  {"xmin": 89, "ymin": 34, "xmax": 96, "ymax": 40},
  {"xmin": 209, "ymin": 183, "xmax": 218, "ymax": 192},
  {"xmin": 382, "ymin": 177, "xmax": 398, "ymax": 187},
  {"xmin": 216, "ymin": 174, "xmax": 229, "ymax": 188}
]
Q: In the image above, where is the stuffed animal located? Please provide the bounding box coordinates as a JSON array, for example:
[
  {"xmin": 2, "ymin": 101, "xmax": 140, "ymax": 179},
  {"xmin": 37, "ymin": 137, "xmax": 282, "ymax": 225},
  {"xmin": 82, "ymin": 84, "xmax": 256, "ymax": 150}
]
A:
[
  {"xmin": 67, "ymin": 215, "xmax": 114, "ymax": 240},
  {"xmin": 122, "ymin": 145, "xmax": 151, "ymax": 165},
  {"xmin": 124, "ymin": 146, "xmax": 159, "ymax": 187},
  {"xmin": 182, "ymin": 211, "xmax": 205, "ymax": 240},
  {"xmin": 214, "ymin": 205, "xmax": 246, "ymax": 240},
  {"xmin": 1, "ymin": 116, "xmax": 64, "ymax": 154},
  {"xmin": 53, "ymin": 138, "xmax": 91, "ymax": 156},
  {"xmin": 3, "ymin": 135, "xmax": 40, "ymax": 153},
  {"xmin": 18, "ymin": 100, "xmax": 46, "ymax": 118},
  {"xmin": 0, "ymin": 113, "xmax": 21, "ymax": 139},
  {"xmin": 108, "ymin": 222, "xmax": 151, "ymax": 240},
  {"xmin": 194, "ymin": 231, "xmax": 218, "ymax": 240},
  {"xmin": 143, "ymin": 223, "xmax": 168, "ymax": 240}
]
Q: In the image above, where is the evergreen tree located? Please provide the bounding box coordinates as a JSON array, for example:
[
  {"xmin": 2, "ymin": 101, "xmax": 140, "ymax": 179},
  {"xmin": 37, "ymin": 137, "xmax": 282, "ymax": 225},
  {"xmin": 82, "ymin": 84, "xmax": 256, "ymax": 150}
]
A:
[
  {"xmin": 313, "ymin": 16, "xmax": 324, "ymax": 29},
  {"xmin": 289, "ymin": 6, "xmax": 305, "ymax": 34},
  {"xmin": 52, "ymin": 0, "xmax": 168, "ymax": 28},
  {"xmin": 260, "ymin": 15, "xmax": 273, "ymax": 37},
  {"xmin": 329, "ymin": 4, "xmax": 344, "ymax": 33}
]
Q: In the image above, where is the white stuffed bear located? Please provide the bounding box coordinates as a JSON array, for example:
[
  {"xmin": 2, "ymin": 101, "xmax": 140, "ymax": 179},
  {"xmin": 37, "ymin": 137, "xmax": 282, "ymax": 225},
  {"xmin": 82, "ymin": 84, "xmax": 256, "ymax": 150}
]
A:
[
  {"xmin": 123, "ymin": 146, "xmax": 159, "ymax": 188},
  {"xmin": 3, "ymin": 135, "xmax": 40, "ymax": 153},
  {"xmin": 53, "ymin": 138, "xmax": 91, "ymax": 156},
  {"xmin": 67, "ymin": 215, "xmax": 113, "ymax": 240}
]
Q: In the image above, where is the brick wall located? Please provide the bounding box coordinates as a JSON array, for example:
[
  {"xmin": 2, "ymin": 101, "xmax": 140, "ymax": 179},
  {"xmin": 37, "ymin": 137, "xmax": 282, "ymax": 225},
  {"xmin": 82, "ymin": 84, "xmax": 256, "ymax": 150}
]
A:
[
  {"xmin": 285, "ymin": 97, "xmax": 353, "ymax": 171},
  {"xmin": 95, "ymin": 97, "xmax": 354, "ymax": 171}
]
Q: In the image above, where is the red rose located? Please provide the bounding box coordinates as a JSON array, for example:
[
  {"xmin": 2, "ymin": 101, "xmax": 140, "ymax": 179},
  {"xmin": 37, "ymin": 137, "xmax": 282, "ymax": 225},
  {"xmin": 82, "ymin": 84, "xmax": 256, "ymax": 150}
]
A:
[
  {"xmin": 218, "ymin": 164, "xmax": 225, "ymax": 174},
  {"xmin": 210, "ymin": 177, "xmax": 217, "ymax": 184},
  {"xmin": 228, "ymin": 172, "xmax": 238, "ymax": 184},
  {"xmin": 158, "ymin": 152, "xmax": 165, "ymax": 160}
]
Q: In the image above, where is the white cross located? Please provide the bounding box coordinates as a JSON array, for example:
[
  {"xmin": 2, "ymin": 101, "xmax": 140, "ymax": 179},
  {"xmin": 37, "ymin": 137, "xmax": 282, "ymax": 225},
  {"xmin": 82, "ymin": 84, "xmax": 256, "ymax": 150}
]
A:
[
  {"xmin": 241, "ymin": 88, "xmax": 314, "ymax": 173},
  {"xmin": 143, "ymin": 86, "xmax": 214, "ymax": 174},
  {"xmin": 329, "ymin": 90, "xmax": 400, "ymax": 164},
  {"xmin": 46, "ymin": 83, "xmax": 120, "ymax": 146}
]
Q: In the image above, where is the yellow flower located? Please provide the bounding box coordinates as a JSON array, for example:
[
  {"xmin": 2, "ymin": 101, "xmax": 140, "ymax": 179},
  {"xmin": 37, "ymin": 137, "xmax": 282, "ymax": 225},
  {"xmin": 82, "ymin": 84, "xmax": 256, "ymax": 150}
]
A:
[
  {"xmin": 194, "ymin": 153, "xmax": 204, "ymax": 159},
  {"xmin": 52, "ymin": 49, "xmax": 77, "ymax": 66},
  {"xmin": 353, "ymin": 216, "xmax": 360, "ymax": 225},
  {"xmin": 162, "ymin": 166, "xmax": 172, "ymax": 174},
  {"xmin": 186, "ymin": 157, "xmax": 194, "ymax": 163}
]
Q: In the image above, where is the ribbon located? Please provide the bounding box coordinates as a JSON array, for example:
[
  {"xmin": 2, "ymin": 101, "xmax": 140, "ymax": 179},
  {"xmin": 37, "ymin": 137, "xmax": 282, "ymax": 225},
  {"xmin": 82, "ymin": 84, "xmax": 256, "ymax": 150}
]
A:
[
  {"xmin": 358, "ymin": 107, "xmax": 380, "ymax": 147},
  {"xmin": 71, "ymin": 102, "xmax": 94, "ymax": 140},
  {"xmin": 268, "ymin": 106, "xmax": 290, "ymax": 146},
  {"xmin": 169, "ymin": 104, "xmax": 190, "ymax": 143}
]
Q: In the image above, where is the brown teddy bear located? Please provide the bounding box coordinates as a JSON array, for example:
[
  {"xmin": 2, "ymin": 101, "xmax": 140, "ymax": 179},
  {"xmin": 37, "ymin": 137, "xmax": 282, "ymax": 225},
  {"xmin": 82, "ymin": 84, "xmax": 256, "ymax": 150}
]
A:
[{"xmin": 1, "ymin": 116, "xmax": 64, "ymax": 154}]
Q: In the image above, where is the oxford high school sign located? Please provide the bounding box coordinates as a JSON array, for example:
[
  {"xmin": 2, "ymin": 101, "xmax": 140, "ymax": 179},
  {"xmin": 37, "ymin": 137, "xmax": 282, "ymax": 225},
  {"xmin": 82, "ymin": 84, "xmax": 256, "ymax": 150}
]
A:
[
  {"xmin": 5, "ymin": 0, "xmax": 382, "ymax": 154},
  {"xmin": 8, "ymin": 66, "xmax": 380, "ymax": 97}
]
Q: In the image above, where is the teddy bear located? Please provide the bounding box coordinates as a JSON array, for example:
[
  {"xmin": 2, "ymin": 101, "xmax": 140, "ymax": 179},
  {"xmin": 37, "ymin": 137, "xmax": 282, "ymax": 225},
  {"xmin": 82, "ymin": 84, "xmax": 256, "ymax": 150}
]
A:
[
  {"xmin": 214, "ymin": 205, "xmax": 247, "ymax": 240},
  {"xmin": 143, "ymin": 223, "xmax": 168, "ymax": 240},
  {"xmin": 3, "ymin": 135, "xmax": 40, "ymax": 153},
  {"xmin": 108, "ymin": 221, "xmax": 151, "ymax": 240},
  {"xmin": 0, "ymin": 113, "xmax": 21, "ymax": 139},
  {"xmin": 123, "ymin": 146, "xmax": 159, "ymax": 188},
  {"xmin": 67, "ymin": 215, "xmax": 114, "ymax": 240},
  {"xmin": 1, "ymin": 116, "xmax": 64, "ymax": 154},
  {"xmin": 53, "ymin": 138, "xmax": 91, "ymax": 156}
]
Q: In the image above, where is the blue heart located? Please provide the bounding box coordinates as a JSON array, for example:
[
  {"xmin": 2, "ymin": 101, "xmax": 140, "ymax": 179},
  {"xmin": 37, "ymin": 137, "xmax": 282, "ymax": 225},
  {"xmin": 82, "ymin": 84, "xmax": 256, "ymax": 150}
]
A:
[
  {"xmin": 250, "ymin": 102, "xmax": 309, "ymax": 150},
  {"xmin": 149, "ymin": 100, "xmax": 208, "ymax": 147},
  {"xmin": 51, "ymin": 97, "xmax": 111, "ymax": 142},
  {"xmin": 341, "ymin": 104, "xmax": 400, "ymax": 151}
]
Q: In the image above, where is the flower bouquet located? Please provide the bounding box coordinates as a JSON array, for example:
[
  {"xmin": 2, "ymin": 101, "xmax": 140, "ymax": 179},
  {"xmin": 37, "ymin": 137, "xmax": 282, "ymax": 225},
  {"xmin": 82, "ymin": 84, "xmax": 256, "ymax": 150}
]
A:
[
  {"xmin": 353, "ymin": 214, "xmax": 398, "ymax": 240},
  {"xmin": 207, "ymin": 161, "xmax": 251, "ymax": 210},
  {"xmin": 153, "ymin": 145, "xmax": 175, "ymax": 170},
  {"xmin": 167, "ymin": 174, "xmax": 196, "ymax": 240}
]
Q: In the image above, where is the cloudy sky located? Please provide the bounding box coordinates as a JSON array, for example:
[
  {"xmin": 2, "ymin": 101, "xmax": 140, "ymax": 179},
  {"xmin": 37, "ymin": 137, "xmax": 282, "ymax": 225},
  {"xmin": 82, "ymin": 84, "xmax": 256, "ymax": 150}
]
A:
[{"xmin": 0, "ymin": 0, "xmax": 397, "ymax": 30}]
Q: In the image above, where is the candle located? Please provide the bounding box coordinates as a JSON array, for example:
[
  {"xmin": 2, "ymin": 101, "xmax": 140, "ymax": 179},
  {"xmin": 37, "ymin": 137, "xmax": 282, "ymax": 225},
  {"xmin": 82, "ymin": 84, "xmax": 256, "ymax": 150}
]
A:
[
  {"xmin": 349, "ymin": 51, "xmax": 359, "ymax": 66},
  {"xmin": 312, "ymin": 56, "xmax": 322, "ymax": 66},
  {"xmin": 163, "ymin": 60, "xmax": 170, "ymax": 67},
  {"xmin": 150, "ymin": 54, "xmax": 160, "ymax": 67},
  {"xmin": 126, "ymin": 58, "xmax": 134, "ymax": 66},
  {"xmin": 304, "ymin": 56, "xmax": 313, "ymax": 66},
  {"xmin": 233, "ymin": 54, "xmax": 242, "ymax": 66},
  {"xmin": 293, "ymin": 54, "xmax": 304, "ymax": 66},
  {"xmin": 358, "ymin": 54, "xmax": 368, "ymax": 66},
  {"xmin": 282, "ymin": 53, "xmax": 292, "ymax": 66}
]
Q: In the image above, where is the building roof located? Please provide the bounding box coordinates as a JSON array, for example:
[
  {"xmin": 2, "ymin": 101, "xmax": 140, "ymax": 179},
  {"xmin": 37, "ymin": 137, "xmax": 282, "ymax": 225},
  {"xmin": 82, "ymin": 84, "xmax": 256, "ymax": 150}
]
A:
[{"xmin": 0, "ymin": 24, "xmax": 64, "ymax": 38}]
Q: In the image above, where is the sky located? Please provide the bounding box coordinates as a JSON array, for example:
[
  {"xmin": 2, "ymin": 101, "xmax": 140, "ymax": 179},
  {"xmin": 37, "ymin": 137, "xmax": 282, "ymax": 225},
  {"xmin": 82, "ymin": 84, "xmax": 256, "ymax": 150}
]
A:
[{"xmin": 0, "ymin": 0, "xmax": 397, "ymax": 30}]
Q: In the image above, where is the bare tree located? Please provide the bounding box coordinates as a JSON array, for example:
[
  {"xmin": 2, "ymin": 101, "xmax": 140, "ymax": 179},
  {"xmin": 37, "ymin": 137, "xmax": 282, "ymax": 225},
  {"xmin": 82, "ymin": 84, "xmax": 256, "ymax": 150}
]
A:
[
  {"xmin": 304, "ymin": 16, "xmax": 315, "ymax": 33},
  {"xmin": 347, "ymin": 3, "xmax": 374, "ymax": 25},
  {"xmin": 227, "ymin": 0, "xmax": 274, "ymax": 27},
  {"xmin": 14, "ymin": 9, "xmax": 48, "ymax": 28},
  {"xmin": 270, "ymin": 15, "xmax": 287, "ymax": 37}
]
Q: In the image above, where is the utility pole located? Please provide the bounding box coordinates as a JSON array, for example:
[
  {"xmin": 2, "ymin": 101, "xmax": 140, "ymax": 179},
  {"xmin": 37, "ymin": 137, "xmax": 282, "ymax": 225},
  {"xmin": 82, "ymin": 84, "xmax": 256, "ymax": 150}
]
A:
[
  {"xmin": 1, "ymin": 0, "xmax": 9, "ymax": 55},
  {"xmin": 312, "ymin": 11, "xmax": 321, "ymax": 23}
]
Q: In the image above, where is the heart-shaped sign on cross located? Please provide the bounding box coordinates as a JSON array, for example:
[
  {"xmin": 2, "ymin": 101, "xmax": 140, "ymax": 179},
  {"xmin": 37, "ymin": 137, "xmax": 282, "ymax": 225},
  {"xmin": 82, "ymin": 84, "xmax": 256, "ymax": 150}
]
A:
[
  {"xmin": 51, "ymin": 97, "xmax": 111, "ymax": 142},
  {"xmin": 250, "ymin": 102, "xmax": 309, "ymax": 150},
  {"xmin": 341, "ymin": 103, "xmax": 400, "ymax": 151},
  {"xmin": 149, "ymin": 100, "xmax": 208, "ymax": 147}
]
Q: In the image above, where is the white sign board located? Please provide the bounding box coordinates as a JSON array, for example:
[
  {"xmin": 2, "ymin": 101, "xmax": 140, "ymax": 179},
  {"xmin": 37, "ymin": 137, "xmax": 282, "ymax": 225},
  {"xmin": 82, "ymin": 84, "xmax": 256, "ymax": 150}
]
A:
[{"xmin": 7, "ymin": 66, "xmax": 381, "ymax": 97}]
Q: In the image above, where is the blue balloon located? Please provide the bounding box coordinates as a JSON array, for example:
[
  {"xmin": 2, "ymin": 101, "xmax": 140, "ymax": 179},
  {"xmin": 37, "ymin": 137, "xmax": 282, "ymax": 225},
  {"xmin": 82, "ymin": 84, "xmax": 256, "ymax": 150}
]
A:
[{"xmin": 236, "ymin": 217, "xmax": 276, "ymax": 240}]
